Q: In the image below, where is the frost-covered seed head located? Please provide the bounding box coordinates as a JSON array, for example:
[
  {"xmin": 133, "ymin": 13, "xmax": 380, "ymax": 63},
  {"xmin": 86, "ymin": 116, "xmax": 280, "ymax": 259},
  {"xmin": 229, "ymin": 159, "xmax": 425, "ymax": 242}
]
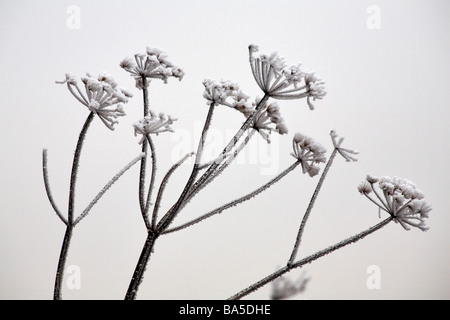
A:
[
  {"xmin": 291, "ymin": 132, "xmax": 327, "ymax": 177},
  {"xmin": 56, "ymin": 72, "xmax": 131, "ymax": 130},
  {"xmin": 249, "ymin": 44, "xmax": 326, "ymax": 109},
  {"xmin": 358, "ymin": 181, "xmax": 372, "ymax": 194},
  {"xmin": 366, "ymin": 174, "xmax": 379, "ymax": 184},
  {"xmin": 133, "ymin": 111, "xmax": 177, "ymax": 143},
  {"xmin": 358, "ymin": 175, "xmax": 431, "ymax": 231},
  {"xmin": 202, "ymin": 79, "xmax": 255, "ymax": 117},
  {"xmin": 250, "ymin": 100, "xmax": 288, "ymax": 143},
  {"xmin": 120, "ymin": 46, "xmax": 184, "ymax": 88}
]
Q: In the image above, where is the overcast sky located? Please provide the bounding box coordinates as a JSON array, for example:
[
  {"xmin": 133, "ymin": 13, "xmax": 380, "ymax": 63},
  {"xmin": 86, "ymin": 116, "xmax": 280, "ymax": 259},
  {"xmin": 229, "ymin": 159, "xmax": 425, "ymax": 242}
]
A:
[{"xmin": 1, "ymin": 0, "xmax": 449, "ymax": 300}]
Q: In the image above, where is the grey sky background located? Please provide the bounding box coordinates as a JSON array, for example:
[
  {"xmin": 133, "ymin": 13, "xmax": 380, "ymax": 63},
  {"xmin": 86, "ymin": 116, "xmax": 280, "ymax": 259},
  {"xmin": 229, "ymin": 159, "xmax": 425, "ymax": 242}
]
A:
[{"xmin": 0, "ymin": 0, "xmax": 449, "ymax": 299}]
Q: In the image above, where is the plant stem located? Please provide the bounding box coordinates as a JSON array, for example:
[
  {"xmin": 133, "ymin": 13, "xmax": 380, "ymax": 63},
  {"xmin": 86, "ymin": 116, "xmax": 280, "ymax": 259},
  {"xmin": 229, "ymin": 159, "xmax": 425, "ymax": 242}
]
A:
[
  {"xmin": 139, "ymin": 141, "xmax": 149, "ymax": 226},
  {"xmin": 53, "ymin": 224, "xmax": 73, "ymax": 300},
  {"xmin": 157, "ymin": 95, "xmax": 269, "ymax": 233},
  {"xmin": 125, "ymin": 104, "xmax": 216, "ymax": 298},
  {"xmin": 125, "ymin": 231, "xmax": 158, "ymax": 300},
  {"xmin": 287, "ymin": 148, "xmax": 337, "ymax": 265},
  {"xmin": 74, "ymin": 152, "xmax": 145, "ymax": 226},
  {"xmin": 228, "ymin": 216, "xmax": 393, "ymax": 300},
  {"xmin": 181, "ymin": 129, "xmax": 256, "ymax": 208},
  {"xmin": 163, "ymin": 160, "xmax": 301, "ymax": 235},
  {"xmin": 67, "ymin": 112, "xmax": 95, "ymax": 223},
  {"xmin": 42, "ymin": 149, "xmax": 67, "ymax": 225},
  {"xmin": 142, "ymin": 76, "xmax": 149, "ymax": 116},
  {"xmin": 156, "ymin": 104, "xmax": 216, "ymax": 232},
  {"xmin": 185, "ymin": 95, "xmax": 269, "ymax": 207},
  {"xmin": 151, "ymin": 152, "xmax": 194, "ymax": 229},
  {"xmin": 144, "ymin": 135, "xmax": 157, "ymax": 219},
  {"xmin": 139, "ymin": 76, "xmax": 151, "ymax": 229},
  {"xmin": 53, "ymin": 112, "xmax": 94, "ymax": 300}
]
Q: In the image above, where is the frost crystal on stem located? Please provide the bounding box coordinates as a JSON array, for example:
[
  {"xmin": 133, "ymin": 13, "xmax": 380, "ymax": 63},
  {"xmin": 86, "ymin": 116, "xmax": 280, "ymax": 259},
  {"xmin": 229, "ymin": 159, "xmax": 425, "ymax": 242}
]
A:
[
  {"xmin": 120, "ymin": 46, "xmax": 184, "ymax": 88},
  {"xmin": 359, "ymin": 175, "xmax": 431, "ymax": 231},
  {"xmin": 56, "ymin": 72, "xmax": 132, "ymax": 130},
  {"xmin": 248, "ymin": 44, "xmax": 326, "ymax": 109},
  {"xmin": 291, "ymin": 132, "xmax": 327, "ymax": 177}
]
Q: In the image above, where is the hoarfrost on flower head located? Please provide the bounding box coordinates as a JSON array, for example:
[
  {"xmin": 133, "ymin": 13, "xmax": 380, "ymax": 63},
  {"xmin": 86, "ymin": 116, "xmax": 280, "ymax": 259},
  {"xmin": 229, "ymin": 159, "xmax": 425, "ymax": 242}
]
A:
[
  {"xmin": 56, "ymin": 72, "xmax": 131, "ymax": 130},
  {"xmin": 120, "ymin": 46, "xmax": 184, "ymax": 88},
  {"xmin": 291, "ymin": 132, "xmax": 327, "ymax": 177},
  {"xmin": 248, "ymin": 44, "xmax": 327, "ymax": 109},
  {"xmin": 359, "ymin": 175, "xmax": 431, "ymax": 231},
  {"xmin": 133, "ymin": 111, "xmax": 177, "ymax": 143}
]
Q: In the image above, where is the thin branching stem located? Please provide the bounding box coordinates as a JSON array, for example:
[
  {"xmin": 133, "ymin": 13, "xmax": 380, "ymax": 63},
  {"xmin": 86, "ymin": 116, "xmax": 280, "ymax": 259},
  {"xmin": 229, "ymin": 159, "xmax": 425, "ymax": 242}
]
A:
[
  {"xmin": 151, "ymin": 152, "xmax": 194, "ymax": 230},
  {"xmin": 287, "ymin": 148, "xmax": 337, "ymax": 265},
  {"xmin": 54, "ymin": 111, "xmax": 94, "ymax": 300},
  {"xmin": 196, "ymin": 129, "xmax": 256, "ymax": 192},
  {"xmin": 74, "ymin": 152, "xmax": 145, "ymax": 226},
  {"xmin": 125, "ymin": 80, "xmax": 205, "ymax": 299},
  {"xmin": 53, "ymin": 225, "xmax": 73, "ymax": 300},
  {"xmin": 155, "ymin": 103, "xmax": 216, "ymax": 232},
  {"xmin": 125, "ymin": 231, "xmax": 158, "ymax": 300},
  {"xmin": 228, "ymin": 216, "xmax": 393, "ymax": 300},
  {"xmin": 178, "ymin": 129, "xmax": 257, "ymax": 213},
  {"xmin": 42, "ymin": 149, "xmax": 67, "ymax": 225},
  {"xmin": 138, "ymin": 76, "xmax": 152, "ymax": 229},
  {"xmin": 144, "ymin": 134, "xmax": 157, "ymax": 217},
  {"xmin": 67, "ymin": 112, "xmax": 94, "ymax": 223},
  {"xmin": 163, "ymin": 160, "xmax": 301, "ymax": 234},
  {"xmin": 183, "ymin": 95, "xmax": 269, "ymax": 207},
  {"xmin": 142, "ymin": 76, "xmax": 149, "ymax": 116},
  {"xmin": 139, "ymin": 142, "xmax": 151, "ymax": 229}
]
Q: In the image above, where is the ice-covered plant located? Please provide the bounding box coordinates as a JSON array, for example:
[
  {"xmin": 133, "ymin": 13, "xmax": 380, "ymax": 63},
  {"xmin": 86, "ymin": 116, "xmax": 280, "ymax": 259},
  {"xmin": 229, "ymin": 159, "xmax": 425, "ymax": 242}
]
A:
[
  {"xmin": 42, "ymin": 44, "xmax": 431, "ymax": 300},
  {"xmin": 43, "ymin": 72, "xmax": 143, "ymax": 299}
]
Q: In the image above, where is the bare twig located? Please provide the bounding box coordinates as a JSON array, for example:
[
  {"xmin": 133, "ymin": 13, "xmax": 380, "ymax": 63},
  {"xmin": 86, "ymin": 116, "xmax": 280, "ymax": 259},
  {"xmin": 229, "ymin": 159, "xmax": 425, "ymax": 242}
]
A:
[
  {"xmin": 163, "ymin": 160, "xmax": 301, "ymax": 234},
  {"xmin": 228, "ymin": 217, "xmax": 393, "ymax": 300},
  {"xmin": 144, "ymin": 134, "xmax": 157, "ymax": 216},
  {"xmin": 287, "ymin": 148, "xmax": 337, "ymax": 265},
  {"xmin": 151, "ymin": 152, "xmax": 195, "ymax": 230},
  {"xmin": 155, "ymin": 103, "xmax": 216, "ymax": 232},
  {"xmin": 54, "ymin": 112, "xmax": 94, "ymax": 300},
  {"xmin": 42, "ymin": 149, "xmax": 67, "ymax": 225},
  {"xmin": 74, "ymin": 152, "xmax": 145, "ymax": 226}
]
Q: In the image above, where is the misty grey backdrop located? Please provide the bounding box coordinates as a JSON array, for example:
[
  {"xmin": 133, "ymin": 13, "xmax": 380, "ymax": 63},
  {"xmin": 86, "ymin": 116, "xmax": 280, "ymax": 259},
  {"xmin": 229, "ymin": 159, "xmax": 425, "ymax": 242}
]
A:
[{"xmin": 0, "ymin": 0, "xmax": 449, "ymax": 299}]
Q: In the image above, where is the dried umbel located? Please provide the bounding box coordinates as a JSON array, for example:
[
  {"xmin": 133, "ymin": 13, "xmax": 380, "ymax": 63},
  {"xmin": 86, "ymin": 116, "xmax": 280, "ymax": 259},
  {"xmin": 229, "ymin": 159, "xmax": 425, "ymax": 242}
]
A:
[
  {"xmin": 358, "ymin": 175, "xmax": 431, "ymax": 231},
  {"xmin": 56, "ymin": 72, "xmax": 132, "ymax": 130},
  {"xmin": 120, "ymin": 46, "xmax": 184, "ymax": 88},
  {"xmin": 249, "ymin": 44, "xmax": 326, "ymax": 109},
  {"xmin": 133, "ymin": 111, "xmax": 177, "ymax": 143},
  {"xmin": 251, "ymin": 100, "xmax": 288, "ymax": 143},
  {"xmin": 291, "ymin": 132, "xmax": 327, "ymax": 177},
  {"xmin": 202, "ymin": 78, "xmax": 253, "ymax": 114}
]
